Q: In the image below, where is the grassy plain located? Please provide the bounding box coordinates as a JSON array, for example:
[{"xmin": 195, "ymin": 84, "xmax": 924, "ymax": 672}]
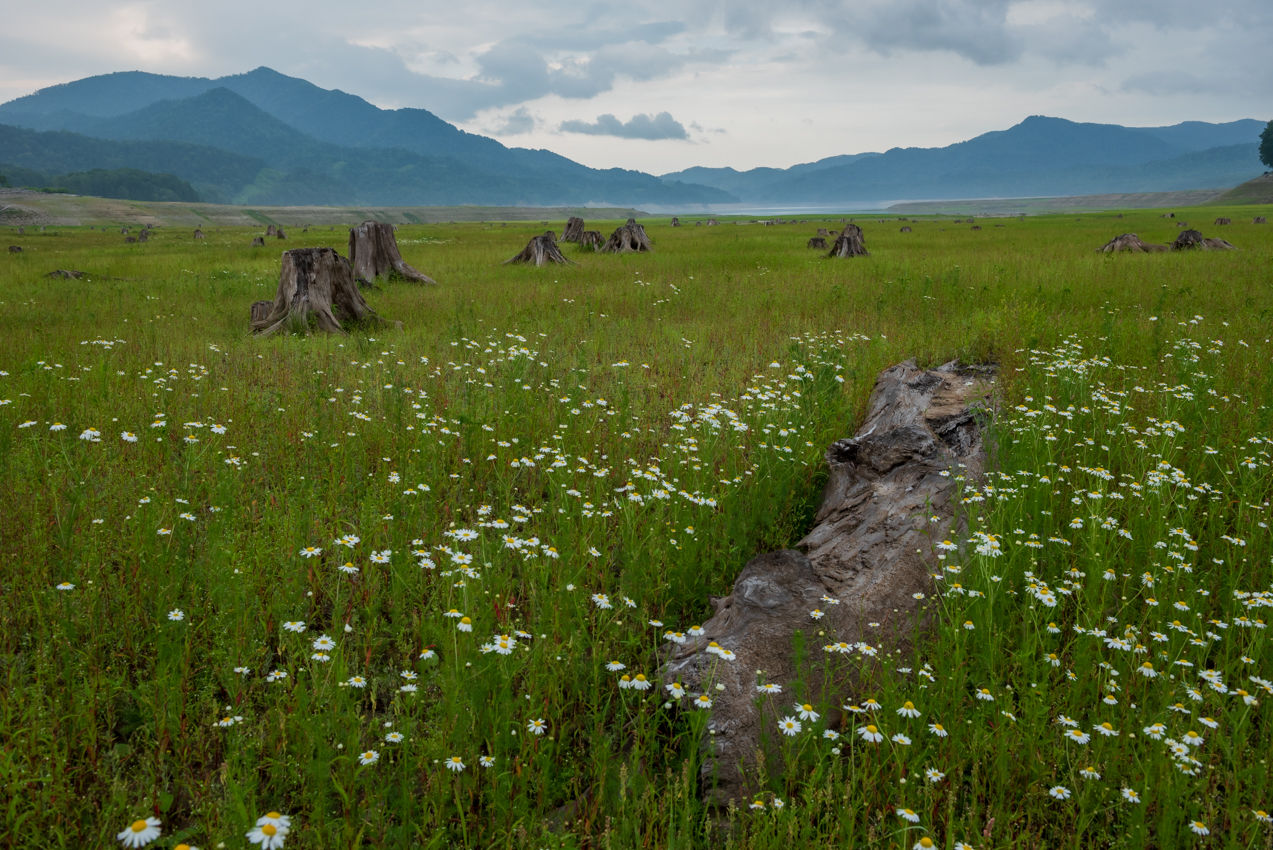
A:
[{"xmin": 2, "ymin": 207, "xmax": 1273, "ymax": 849}]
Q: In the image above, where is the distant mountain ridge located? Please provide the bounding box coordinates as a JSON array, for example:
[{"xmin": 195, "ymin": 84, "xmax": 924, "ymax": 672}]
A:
[{"xmin": 0, "ymin": 68, "xmax": 1266, "ymax": 208}]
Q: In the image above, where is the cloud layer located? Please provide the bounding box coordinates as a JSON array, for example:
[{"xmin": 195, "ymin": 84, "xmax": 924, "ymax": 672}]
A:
[{"xmin": 560, "ymin": 112, "xmax": 688, "ymax": 140}]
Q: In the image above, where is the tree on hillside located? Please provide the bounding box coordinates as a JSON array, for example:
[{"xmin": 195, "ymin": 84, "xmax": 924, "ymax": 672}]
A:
[{"xmin": 1262, "ymin": 119, "xmax": 1273, "ymax": 170}]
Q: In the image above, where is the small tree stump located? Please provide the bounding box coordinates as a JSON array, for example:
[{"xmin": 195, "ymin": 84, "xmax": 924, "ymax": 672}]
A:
[
  {"xmin": 1254, "ymin": 217, "xmax": 1267, "ymax": 224},
  {"xmin": 1116, "ymin": 213, "xmax": 1124, "ymax": 218},
  {"xmin": 816, "ymin": 228, "xmax": 829, "ymax": 236},
  {"xmin": 694, "ymin": 221, "xmax": 702, "ymax": 227},
  {"xmin": 250, "ymin": 300, "xmax": 273, "ymax": 324},
  {"xmin": 8, "ymin": 246, "xmax": 22, "ymax": 253},
  {"xmin": 543, "ymin": 230, "xmax": 557, "ymax": 242},
  {"xmin": 970, "ymin": 225, "xmax": 981, "ymax": 231},
  {"xmin": 252, "ymin": 236, "xmax": 265, "ymax": 247},
  {"xmin": 1096, "ymin": 233, "xmax": 1167, "ymax": 253},
  {"xmin": 276, "ymin": 227, "xmax": 287, "ymax": 239},
  {"xmin": 125, "ymin": 237, "xmax": 137, "ymax": 244},
  {"xmin": 580, "ymin": 230, "xmax": 603, "ymax": 248},
  {"xmin": 807, "ymin": 236, "xmax": 827, "ymax": 249},
  {"xmin": 600, "ymin": 220, "xmax": 653, "ymax": 254},
  {"xmin": 1161, "ymin": 212, "xmax": 1175, "ymax": 218},
  {"xmin": 18, "ymin": 227, "xmax": 24, "ymax": 234},
  {"xmin": 900, "ymin": 226, "xmax": 912, "ymax": 233},
  {"xmin": 1214, "ymin": 217, "xmax": 1231, "ymax": 225},
  {"xmin": 348, "ymin": 221, "xmax": 435, "ymax": 284},
  {"xmin": 671, "ymin": 217, "xmax": 680, "ymax": 227},
  {"xmin": 194, "ymin": 229, "xmax": 205, "ymax": 240},
  {"xmin": 138, "ymin": 231, "xmax": 149, "ymax": 243},
  {"xmin": 252, "ymin": 247, "xmax": 387, "ymax": 336},
  {"xmin": 1171, "ymin": 230, "xmax": 1237, "ymax": 251},
  {"xmin": 504, "ymin": 235, "xmax": 577, "ymax": 266},
  {"xmin": 266, "ymin": 225, "xmax": 277, "ymax": 237},
  {"xmin": 707, "ymin": 219, "xmax": 718, "ymax": 226},
  {"xmin": 561, "ymin": 217, "xmax": 585, "ymax": 242},
  {"xmin": 45, "ymin": 269, "xmax": 85, "ymax": 278},
  {"xmin": 827, "ymin": 224, "xmax": 868, "ymax": 258}
]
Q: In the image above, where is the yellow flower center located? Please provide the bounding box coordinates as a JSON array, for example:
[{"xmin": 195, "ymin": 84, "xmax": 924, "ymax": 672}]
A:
[
  {"xmin": 635, "ymin": 674, "xmax": 646, "ymax": 681},
  {"xmin": 460, "ymin": 617, "xmax": 471, "ymax": 624},
  {"xmin": 262, "ymin": 824, "xmax": 277, "ymax": 837},
  {"xmin": 803, "ymin": 704, "xmax": 813, "ymax": 711},
  {"xmin": 176, "ymin": 845, "xmax": 191, "ymax": 850},
  {"xmin": 934, "ymin": 724, "xmax": 944, "ymax": 731},
  {"xmin": 866, "ymin": 725, "xmax": 878, "ymax": 733},
  {"xmin": 131, "ymin": 821, "xmax": 149, "ymax": 833},
  {"xmin": 920, "ymin": 839, "xmax": 934, "ymax": 848},
  {"xmin": 903, "ymin": 701, "xmax": 914, "ymax": 709},
  {"xmin": 1101, "ymin": 723, "xmax": 1113, "ymax": 730}
]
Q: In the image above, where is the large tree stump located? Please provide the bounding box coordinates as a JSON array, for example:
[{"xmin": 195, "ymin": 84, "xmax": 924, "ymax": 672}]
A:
[
  {"xmin": 266, "ymin": 225, "xmax": 277, "ymax": 237},
  {"xmin": 561, "ymin": 217, "xmax": 585, "ymax": 243},
  {"xmin": 276, "ymin": 227, "xmax": 287, "ymax": 240},
  {"xmin": 1096, "ymin": 233, "xmax": 1167, "ymax": 253},
  {"xmin": 348, "ymin": 221, "xmax": 436, "ymax": 285},
  {"xmin": 543, "ymin": 230, "xmax": 557, "ymax": 242},
  {"xmin": 504, "ymin": 235, "xmax": 577, "ymax": 266},
  {"xmin": 706, "ymin": 219, "xmax": 719, "ymax": 226},
  {"xmin": 138, "ymin": 231, "xmax": 149, "ymax": 243},
  {"xmin": 600, "ymin": 220, "xmax": 653, "ymax": 254},
  {"xmin": 1254, "ymin": 217, "xmax": 1267, "ymax": 224},
  {"xmin": 251, "ymin": 248, "xmax": 387, "ymax": 336},
  {"xmin": 580, "ymin": 230, "xmax": 603, "ymax": 248},
  {"xmin": 826, "ymin": 224, "xmax": 868, "ymax": 258},
  {"xmin": 806, "ymin": 236, "xmax": 827, "ymax": 249},
  {"xmin": 1171, "ymin": 230, "xmax": 1237, "ymax": 251},
  {"xmin": 251, "ymin": 236, "xmax": 265, "ymax": 247},
  {"xmin": 661, "ymin": 360, "xmax": 993, "ymax": 806},
  {"xmin": 671, "ymin": 217, "xmax": 680, "ymax": 227},
  {"xmin": 194, "ymin": 229, "xmax": 205, "ymax": 240}
]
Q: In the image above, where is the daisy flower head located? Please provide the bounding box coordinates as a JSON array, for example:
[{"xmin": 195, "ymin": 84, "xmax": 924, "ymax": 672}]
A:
[
  {"xmin": 247, "ymin": 821, "xmax": 287, "ymax": 848},
  {"xmin": 749, "ymin": 800, "xmax": 765, "ymax": 811},
  {"xmin": 1049, "ymin": 786, "xmax": 1071, "ymax": 800},
  {"xmin": 695, "ymin": 694, "xmax": 713, "ymax": 710},
  {"xmin": 299, "ymin": 546, "xmax": 322, "ymax": 558},
  {"xmin": 778, "ymin": 716, "xmax": 802, "ymax": 736},
  {"xmin": 457, "ymin": 617, "xmax": 473, "ymax": 632},
  {"xmin": 1189, "ymin": 821, "xmax": 1209, "ymax": 836},
  {"xmin": 168, "ymin": 609, "xmax": 185, "ymax": 622},
  {"xmin": 898, "ymin": 807, "xmax": 920, "ymax": 824},
  {"xmin": 385, "ymin": 731, "xmax": 404, "ymax": 743},
  {"xmin": 527, "ymin": 718, "xmax": 548, "ymax": 735},
  {"xmin": 897, "ymin": 700, "xmax": 920, "ymax": 718},
  {"xmin": 358, "ymin": 750, "xmax": 379, "ymax": 765},
  {"xmin": 928, "ymin": 722, "xmax": 948, "ymax": 737},
  {"xmin": 914, "ymin": 839, "xmax": 937, "ymax": 850},
  {"xmin": 757, "ymin": 682, "xmax": 782, "ymax": 694},
  {"xmin": 312, "ymin": 635, "xmax": 335, "ymax": 651},
  {"xmin": 56, "ymin": 582, "xmax": 75, "ymax": 591},
  {"xmin": 666, "ymin": 682, "xmax": 685, "ymax": 699},
  {"xmin": 925, "ymin": 767, "xmax": 945, "ymax": 783},
  {"xmin": 346, "ymin": 676, "xmax": 367, "ymax": 689},
  {"xmin": 858, "ymin": 724, "xmax": 884, "ymax": 743},
  {"xmin": 282, "ymin": 621, "xmax": 306, "ymax": 633},
  {"xmin": 1079, "ymin": 766, "xmax": 1101, "ymax": 780},
  {"xmin": 1199, "ymin": 716, "xmax": 1219, "ymax": 729},
  {"xmin": 479, "ymin": 755, "xmax": 495, "ymax": 768},
  {"xmin": 955, "ymin": 844, "xmax": 975, "ymax": 850},
  {"xmin": 446, "ymin": 756, "xmax": 465, "ymax": 772},
  {"xmin": 1065, "ymin": 729, "xmax": 1091, "ymax": 745},
  {"xmin": 688, "ymin": 625, "xmax": 705, "ymax": 636},
  {"xmin": 891, "ymin": 733, "xmax": 912, "ymax": 746},
  {"xmin": 1094, "ymin": 722, "xmax": 1118, "ymax": 738},
  {"xmin": 796, "ymin": 703, "xmax": 820, "ymax": 721},
  {"xmin": 1121, "ymin": 787, "xmax": 1140, "ymax": 804},
  {"xmin": 632, "ymin": 674, "xmax": 652, "ymax": 690},
  {"xmin": 117, "ymin": 817, "xmax": 161, "ymax": 847},
  {"xmin": 975, "ymin": 688, "xmax": 994, "ymax": 701},
  {"xmin": 1253, "ymin": 810, "xmax": 1271, "ymax": 824},
  {"xmin": 606, "ymin": 660, "xmax": 626, "ymax": 671},
  {"xmin": 591, "ymin": 593, "xmax": 612, "ymax": 609}
]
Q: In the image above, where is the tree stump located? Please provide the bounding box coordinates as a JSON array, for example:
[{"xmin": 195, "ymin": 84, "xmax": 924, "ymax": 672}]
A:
[
  {"xmin": 706, "ymin": 219, "xmax": 718, "ymax": 226},
  {"xmin": 194, "ymin": 229, "xmax": 205, "ymax": 240},
  {"xmin": 1171, "ymin": 230, "xmax": 1237, "ymax": 251},
  {"xmin": 1214, "ymin": 217, "xmax": 1231, "ymax": 225},
  {"xmin": 46, "ymin": 269, "xmax": 86, "ymax": 279},
  {"xmin": 1254, "ymin": 217, "xmax": 1268, "ymax": 224},
  {"xmin": 504, "ymin": 235, "xmax": 577, "ymax": 266},
  {"xmin": 7, "ymin": 246, "xmax": 21, "ymax": 253},
  {"xmin": 1161, "ymin": 212, "xmax": 1175, "ymax": 218},
  {"xmin": 138, "ymin": 231, "xmax": 149, "ymax": 243},
  {"xmin": 816, "ymin": 228, "xmax": 829, "ymax": 236},
  {"xmin": 900, "ymin": 226, "xmax": 912, "ymax": 233},
  {"xmin": 251, "ymin": 236, "xmax": 265, "ymax": 247},
  {"xmin": 1116, "ymin": 213, "xmax": 1124, "ymax": 218},
  {"xmin": 694, "ymin": 221, "xmax": 702, "ymax": 227},
  {"xmin": 348, "ymin": 220, "xmax": 436, "ymax": 285},
  {"xmin": 125, "ymin": 237, "xmax": 137, "ymax": 244},
  {"xmin": 806, "ymin": 236, "xmax": 827, "ymax": 249},
  {"xmin": 251, "ymin": 248, "xmax": 387, "ymax": 336},
  {"xmin": 826, "ymin": 224, "xmax": 868, "ymax": 258},
  {"xmin": 671, "ymin": 217, "xmax": 680, "ymax": 227},
  {"xmin": 543, "ymin": 230, "xmax": 557, "ymax": 242},
  {"xmin": 250, "ymin": 300, "xmax": 273, "ymax": 324},
  {"xmin": 600, "ymin": 220, "xmax": 653, "ymax": 254},
  {"xmin": 276, "ymin": 227, "xmax": 287, "ymax": 239},
  {"xmin": 561, "ymin": 217, "xmax": 585, "ymax": 243},
  {"xmin": 971, "ymin": 225, "xmax": 981, "ymax": 231},
  {"xmin": 1096, "ymin": 233, "xmax": 1167, "ymax": 253},
  {"xmin": 580, "ymin": 230, "xmax": 603, "ymax": 248},
  {"xmin": 266, "ymin": 225, "xmax": 277, "ymax": 237},
  {"xmin": 18, "ymin": 227, "xmax": 24, "ymax": 235}
]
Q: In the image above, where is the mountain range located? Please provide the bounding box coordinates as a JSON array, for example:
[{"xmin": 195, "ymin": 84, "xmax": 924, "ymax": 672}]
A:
[{"xmin": 0, "ymin": 67, "xmax": 1266, "ymax": 208}]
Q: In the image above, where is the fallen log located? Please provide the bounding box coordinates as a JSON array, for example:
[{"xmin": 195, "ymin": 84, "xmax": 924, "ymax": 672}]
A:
[{"xmin": 662, "ymin": 360, "xmax": 994, "ymax": 805}]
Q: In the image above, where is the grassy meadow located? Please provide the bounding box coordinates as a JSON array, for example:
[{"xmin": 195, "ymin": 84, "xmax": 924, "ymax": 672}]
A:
[{"xmin": 2, "ymin": 208, "xmax": 1273, "ymax": 849}]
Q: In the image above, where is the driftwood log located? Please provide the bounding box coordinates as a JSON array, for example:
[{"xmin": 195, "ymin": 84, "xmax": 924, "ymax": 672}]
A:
[
  {"xmin": 827, "ymin": 224, "xmax": 868, "ymax": 258},
  {"xmin": 348, "ymin": 221, "xmax": 435, "ymax": 284},
  {"xmin": 1214, "ymin": 218, "xmax": 1231, "ymax": 225},
  {"xmin": 561, "ymin": 217, "xmax": 585, "ymax": 243},
  {"xmin": 251, "ymin": 248, "xmax": 387, "ymax": 336},
  {"xmin": 1171, "ymin": 230, "xmax": 1237, "ymax": 251},
  {"xmin": 661, "ymin": 360, "xmax": 993, "ymax": 805},
  {"xmin": 579, "ymin": 231, "xmax": 603, "ymax": 249},
  {"xmin": 1096, "ymin": 233, "xmax": 1167, "ymax": 253},
  {"xmin": 194, "ymin": 229, "xmax": 205, "ymax": 240},
  {"xmin": 600, "ymin": 220, "xmax": 653, "ymax": 254},
  {"xmin": 1254, "ymin": 217, "xmax": 1267, "ymax": 224},
  {"xmin": 806, "ymin": 237, "xmax": 827, "ymax": 249},
  {"xmin": 252, "ymin": 236, "xmax": 265, "ymax": 247},
  {"xmin": 504, "ymin": 235, "xmax": 576, "ymax": 266}
]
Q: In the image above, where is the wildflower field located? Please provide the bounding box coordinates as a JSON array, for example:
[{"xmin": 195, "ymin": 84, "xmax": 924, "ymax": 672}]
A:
[{"xmin": 2, "ymin": 209, "xmax": 1273, "ymax": 849}]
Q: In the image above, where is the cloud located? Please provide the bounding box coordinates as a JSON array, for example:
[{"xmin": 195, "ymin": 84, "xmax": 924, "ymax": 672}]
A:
[
  {"xmin": 560, "ymin": 112, "xmax": 689, "ymax": 140},
  {"xmin": 491, "ymin": 105, "xmax": 537, "ymax": 135}
]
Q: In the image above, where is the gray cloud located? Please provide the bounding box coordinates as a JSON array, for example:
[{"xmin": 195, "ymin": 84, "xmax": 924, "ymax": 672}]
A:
[
  {"xmin": 491, "ymin": 106, "xmax": 537, "ymax": 135},
  {"xmin": 560, "ymin": 112, "xmax": 689, "ymax": 140}
]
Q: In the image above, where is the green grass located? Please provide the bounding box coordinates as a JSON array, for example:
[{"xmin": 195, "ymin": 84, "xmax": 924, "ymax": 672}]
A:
[{"xmin": 2, "ymin": 207, "xmax": 1273, "ymax": 849}]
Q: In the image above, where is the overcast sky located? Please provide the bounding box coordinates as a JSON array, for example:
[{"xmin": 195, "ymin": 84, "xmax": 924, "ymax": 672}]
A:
[{"xmin": 1, "ymin": 1, "xmax": 1269, "ymax": 173}]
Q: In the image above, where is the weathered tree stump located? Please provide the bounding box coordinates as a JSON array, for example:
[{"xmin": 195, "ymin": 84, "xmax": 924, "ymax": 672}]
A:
[
  {"xmin": 250, "ymin": 300, "xmax": 273, "ymax": 324},
  {"xmin": 806, "ymin": 236, "xmax": 827, "ymax": 249},
  {"xmin": 580, "ymin": 230, "xmax": 603, "ymax": 248},
  {"xmin": 45, "ymin": 269, "xmax": 85, "ymax": 278},
  {"xmin": 561, "ymin": 217, "xmax": 585, "ymax": 243},
  {"xmin": 661, "ymin": 360, "xmax": 994, "ymax": 805},
  {"xmin": 504, "ymin": 235, "xmax": 577, "ymax": 266},
  {"xmin": 276, "ymin": 227, "xmax": 287, "ymax": 240},
  {"xmin": 251, "ymin": 248, "xmax": 387, "ymax": 336},
  {"xmin": 543, "ymin": 230, "xmax": 557, "ymax": 242},
  {"xmin": 194, "ymin": 229, "xmax": 205, "ymax": 240},
  {"xmin": 1214, "ymin": 217, "xmax": 1231, "ymax": 225},
  {"xmin": 706, "ymin": 219, "xmax": 718, "ymax": 226},
  {"xmin": 8, "ymin": 246, "xmax": 22, "ymax": 253},
  {"xmin": 1161, "ymin": 212, "xmax": 1175, "ymax": 218},
  {"xmin": 671, "ymin": 217, "xmax": 680, "ymax": 227},
  {"xmin": 348, "ymin": 220, "xmax": 436, "ymax": 285},
  {"xmin": 816, "ymin": 228, "xmax": 829, "ymax": 236},
  {"xmin": 600, "ymin": 220, "xmax": 653, "ymax": 253},
  {"xmin": 251, "ymin": 236, "xmax": 265, "ymax": 247},
  {"xmin": 694, "ymin": 221, "xmax": 702, "ymax": 227},
  {"xmin": 826, "ymin": 224, "xmax": 868, "ymax": 258},
  {"xmin": 125, "ymin": 237, "xmax": 137, "ymax": 244},
  {"xmin": 1171, "ymin": 230, "xmax": 1237, "ymax": 251},
  {"xmin": 266, "ymin": 225, "xmax": 277, "ymax": 237},
  {"xmin": 1254, "ymin": 217, "xmax": 1267, "ymax": 224},
  {"xmin": 900, "ymin": 226, "xmax": 912, "ymax": 233},
  {"xmin": 971, "ymin": 225, "xmax": 982, "ymax": 231},
  {"xmin": 138, "ymin": 231, "xmax": 149, "ymax": 243},
  {"xmin": 17, "ymin": 227, "xmax": 25, "ymax": 235},
  {"xmin": 1096, "ymin": 233, "xmax": 1167, "ymax": 253}
]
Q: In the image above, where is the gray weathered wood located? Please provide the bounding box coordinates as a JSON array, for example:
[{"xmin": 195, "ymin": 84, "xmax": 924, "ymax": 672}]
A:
[
  {"xmin": 826, "ymin": 224, "xmax": 868, "ymax": 258},
  {"xmin": 252, "ymin": 247, "xmax": 388, "ymax": 336},
  {"xmin": 1096, "ymin": 233, "xmax": 1167, "ymax": 253},
  {"xmin": 561, "ymin": 217, "xmax": 585, "ymax": 243},
  {"xmin": 504, "ymin": 234, "xmax": 576, "ymax": 266},
  {"xmin": 348, "ymin": 221, "xmax": 436, "ymax": 284}
]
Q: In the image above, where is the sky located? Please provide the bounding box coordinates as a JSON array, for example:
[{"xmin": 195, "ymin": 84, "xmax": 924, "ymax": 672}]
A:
[{"xmin": 1, "ymin": 0, "xmax": 1269, "ymax": 174}]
